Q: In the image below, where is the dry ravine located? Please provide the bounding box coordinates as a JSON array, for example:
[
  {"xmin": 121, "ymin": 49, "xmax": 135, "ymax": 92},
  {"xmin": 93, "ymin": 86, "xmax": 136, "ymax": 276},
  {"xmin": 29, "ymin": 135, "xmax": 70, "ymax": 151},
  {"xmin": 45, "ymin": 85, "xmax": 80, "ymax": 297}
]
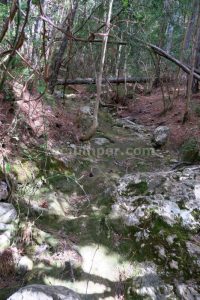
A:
[{"xmin": 0, "ymin": 109, "xmax": 199, "ymax": 300}]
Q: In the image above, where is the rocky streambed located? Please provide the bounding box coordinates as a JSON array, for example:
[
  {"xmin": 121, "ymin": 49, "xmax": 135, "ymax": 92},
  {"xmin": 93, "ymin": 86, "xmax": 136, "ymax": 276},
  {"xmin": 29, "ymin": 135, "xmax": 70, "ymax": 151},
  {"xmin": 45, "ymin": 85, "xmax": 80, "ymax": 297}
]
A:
[{"xmin": 0, "ymin": 109, "xmax": 199, "ymax": 299}]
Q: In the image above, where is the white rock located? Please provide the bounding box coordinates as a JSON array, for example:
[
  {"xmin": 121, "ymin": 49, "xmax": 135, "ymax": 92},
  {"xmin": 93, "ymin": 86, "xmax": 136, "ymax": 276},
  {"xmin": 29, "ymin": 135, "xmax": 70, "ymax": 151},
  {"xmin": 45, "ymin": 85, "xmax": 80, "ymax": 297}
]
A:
[
  {"xmin": 135, "ymin": 230, "xmax": 150, "ymax": 241},
  {"xmin": 0, "ymin": 181, "xmax": 8, "ymax": 200},
  {"xmin": 155, "ymin": 245, "xmax": 166, "ymax": 259},
  {"xmin": 166, "ymin": 235, "xmax": 177, "ymax": 245},
  {"xmin": 114, "ymin": 169, "xmax": 200, "ymax": 229},
  {"xmin": 176, "ymin": 283, "xmax": 200, "ymax": 300},
  {"xmin": 17, "ymin": 256, "xmax": 33, "ymax": 273},
  {"xmin": 132, "ymin": 261, "xmax": 175, "ymax": 299},
  {"xmin": 8, "ymin": 284, "xmax": 81, "ymax": 300},
  {"xmin": 0, "ymin": 223, "xmax": 15, "ymax": 232},
  {"xmin": 169, "ymin": 260, "xmax": 179, "ymax": 270},
  {"xmin": 80, "ymin": 105, "xmax": 91, "ymax": 115},
  {"xmin": 153, "ymin": 126, "xmax": 170, "ymax": 146},
  {"xmin": 93, "ymin": 137, "xmax": 110, "ymax": 146},
  {"xmin": 186, "ymin": 241, "xmax": 200, "ymax": 256},
  {"xmin": 0, "ymin": 203, "xmax": 17, "ymax": 224},
  {"xmin": 0, "ymin": 233, "xmax": 10, "ymax": 251},
  {"xmin": 194, "ymin": 184, "xmax": 200, "ymax": 201}
]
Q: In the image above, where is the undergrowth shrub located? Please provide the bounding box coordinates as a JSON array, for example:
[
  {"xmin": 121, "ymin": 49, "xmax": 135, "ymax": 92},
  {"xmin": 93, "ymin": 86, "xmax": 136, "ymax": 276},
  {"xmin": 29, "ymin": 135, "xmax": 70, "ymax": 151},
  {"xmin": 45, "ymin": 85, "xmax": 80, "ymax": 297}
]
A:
[
  {"xmin": 0, "ymin": 248, "xmax": 15, "ymax": 278},
  {"xmin": 180, "ymin": 138, "xmax": 200, "ymax": 162}
]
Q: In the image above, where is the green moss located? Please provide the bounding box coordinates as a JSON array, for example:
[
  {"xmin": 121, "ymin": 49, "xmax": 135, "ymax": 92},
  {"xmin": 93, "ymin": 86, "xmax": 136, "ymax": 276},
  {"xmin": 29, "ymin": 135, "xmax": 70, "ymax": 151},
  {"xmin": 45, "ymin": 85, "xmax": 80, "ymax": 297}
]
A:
[
  {"xmin": 32, "ymin": 227, "xmax": 59, "ymax": 247},
  {"xmin": 151, "ymin": 216, "xmax": 189, "ymax": 241},
  {"xmin": 2, "ymin": 85, "xmax": 15, "ymax": 102},
  {"xmin": 0, "ymin": 287, "xmax": 19, "ymax": 300},
  {"xmin": 126, "ymin": 291, "xmax": 145, "ymax": 300},
  {"xmin": 122, "ymin": 181, "xmax": 148, "ymax": 196},
  {"xmin": 12, "ymin": 160, "xmax": 39, "ymax": 183},
  {"xmin": 192, "ymin": 209, "xmax": 200, "ymax": 221}
]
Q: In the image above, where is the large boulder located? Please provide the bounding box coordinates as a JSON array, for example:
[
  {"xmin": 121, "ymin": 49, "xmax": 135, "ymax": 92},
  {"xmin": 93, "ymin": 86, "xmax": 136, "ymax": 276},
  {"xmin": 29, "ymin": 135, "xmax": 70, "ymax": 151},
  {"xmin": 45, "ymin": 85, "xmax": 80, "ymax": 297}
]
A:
[
  {"xmin": 111, "ymin": 167, "xmax": 200, "ymax": 299},
  {"xmin": 152, "ymin": 126, "xmax": 170, "ymax": 147},
  {"xmin": 111, "ymin": 166, "xmax": 200, "ymax": 229},
  {"xmin": 7, "ymin": 285, "xmax": 81, "ymax": 300}
]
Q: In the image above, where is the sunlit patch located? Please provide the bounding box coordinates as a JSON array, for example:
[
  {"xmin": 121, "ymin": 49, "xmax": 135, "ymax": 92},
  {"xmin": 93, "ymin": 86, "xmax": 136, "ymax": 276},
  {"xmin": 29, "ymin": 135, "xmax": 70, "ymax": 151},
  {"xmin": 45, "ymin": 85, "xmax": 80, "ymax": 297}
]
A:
[
  {"xmin": 43, "ymin": 276, "xmax": 110, "ymax": 294},
  {"xmin": 79, "ymin": 244, "xmax": 133, "ymax": 281}
]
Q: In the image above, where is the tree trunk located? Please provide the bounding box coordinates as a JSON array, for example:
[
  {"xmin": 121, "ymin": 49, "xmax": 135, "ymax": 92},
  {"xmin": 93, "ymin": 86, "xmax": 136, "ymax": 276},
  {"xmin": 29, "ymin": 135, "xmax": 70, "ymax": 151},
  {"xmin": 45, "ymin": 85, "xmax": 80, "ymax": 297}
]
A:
[
  {"xmin": 0, "ymin": 0, "xmax": 18, "ymax": 43},
  {"xmin": 80, "ymin": 0, "xmax": 114, "ymax": 141},
  {"xmin": 48, "ymin": 1, "xmax": 78, "ymax": 94},
  {"xmin": 173, "ymin": 9, "xmax": 196, "ymax": 99},
  {"xmin": 192, "ymin": 31, "xmax": 200, "ymax": 93},
  {"xmin": 185, "ymin": 0, "xmax": 199, "ymax": 52},
  {"xmin": 184, "ymin": 2, "xmax": 200, "ymax": 122}
]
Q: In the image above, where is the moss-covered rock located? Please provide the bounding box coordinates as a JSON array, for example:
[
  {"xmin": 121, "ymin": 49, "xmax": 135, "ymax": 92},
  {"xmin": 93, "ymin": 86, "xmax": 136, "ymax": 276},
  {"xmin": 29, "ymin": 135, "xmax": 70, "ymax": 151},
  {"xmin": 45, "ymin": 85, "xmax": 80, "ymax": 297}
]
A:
[{"xmin": 12, "ymin": 160, "xmax": 39, "ymax": 184}]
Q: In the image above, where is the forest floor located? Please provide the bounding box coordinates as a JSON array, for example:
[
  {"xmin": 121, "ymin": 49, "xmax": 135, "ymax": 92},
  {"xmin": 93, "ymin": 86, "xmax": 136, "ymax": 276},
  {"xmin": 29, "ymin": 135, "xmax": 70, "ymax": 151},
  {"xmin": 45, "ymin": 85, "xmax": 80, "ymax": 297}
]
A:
[
  {"xmin": 0, "ymin": 84, "xmax": 199, "ymax": 299},
  {"xmin": 119, "ymin": 87, "xmax": 200, "ymax": 148},
  {"xmin": 1, "ymin": 85, "xmax": 200, "ymax": 154}
]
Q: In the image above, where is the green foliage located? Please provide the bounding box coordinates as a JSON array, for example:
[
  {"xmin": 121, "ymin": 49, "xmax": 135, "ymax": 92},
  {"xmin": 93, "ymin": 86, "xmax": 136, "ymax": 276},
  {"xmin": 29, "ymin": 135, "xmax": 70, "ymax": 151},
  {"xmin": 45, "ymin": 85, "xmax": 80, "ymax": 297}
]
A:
[
  {"xmin": 5, "ymin": 163, "xmax": 11, "ymax": 173},
  {"xmin": 180, "ymin": 138, "xmax": 200, "ymax": 162},
  {"xmin": 37, "ymin": 80, "xmax": 46, "ymax": 94},
  {"xmin": 32, "ymin": 0, "xmax": 40, "ymax": 5},
  {"xmin": 121, "ymin": 0, "xmax": 129, "ymax": 8},
  {"xmin": 0, "ymin": 3, "xmax": 8, "ymax": 21},
  {"xmin": 2, "ymin": 86, "xmax": 15, "ymax": 101},
  {"xmin": 122, "ymin": 181, "xmax": 148, "ymax": 196},
  {"xmin": 194, "ymin": 105, "xmax": 200, "ymax": 117}
]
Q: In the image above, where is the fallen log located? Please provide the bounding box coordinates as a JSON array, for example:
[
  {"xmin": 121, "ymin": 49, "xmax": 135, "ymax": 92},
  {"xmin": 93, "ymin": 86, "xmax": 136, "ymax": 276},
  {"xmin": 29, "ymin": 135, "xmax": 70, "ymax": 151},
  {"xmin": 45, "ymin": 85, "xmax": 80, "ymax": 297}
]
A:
[
  {"xmin": 57, "ymin": 77, "xmax": 149, "ymax": 85},
  {"xmin": 148, "ymin": 43, "xmax": 200, "ymax": 81}
]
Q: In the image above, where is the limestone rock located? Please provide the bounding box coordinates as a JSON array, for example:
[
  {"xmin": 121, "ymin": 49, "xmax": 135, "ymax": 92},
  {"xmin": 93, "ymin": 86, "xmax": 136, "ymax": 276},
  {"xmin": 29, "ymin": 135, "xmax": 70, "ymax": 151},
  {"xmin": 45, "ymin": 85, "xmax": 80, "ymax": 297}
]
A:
[
  {"xmin": 169, "ymin": 260, "xmax": 179, "ymax": 270},
  {"xmin": 112, "ymin": 167, "xmax": 200, "ymax": 229},
  {"xmin": 17, "ymin": 256, "xmax": 33, "ymax": 274},
  {"xmin": 0, "ymin": 203, "xmax": 17, "ymax": 252},
  {"xmin": 0, "ymin": 203, "xmax": 17, "ymax": 224},
  {"xmin": 93, "ymin": 137, "xmax": 110, "ymax": 146},
  {"xmin": 7, "ymin": 284, "xmax": 81, "ymax": 300},
  {"xmin": 0, "ymin": 233, "xmax": 10, "ymax": 251},
  {"xmin": 175, "ymin": 282, "xmax": 200, "ymax": 300},
  {"xmin": 131, "ymin": 262, "xmax": 176, "ymax": 299},
  {"xmin": 153, "ymin": 126, "xmax": 170, "ymax": 147},
  {"xmin": 0, "ymin": 181, "xmax": 8, "ymax": 200},
  {"xmin": 80, "ymin": 105, "xmax": 91, "ymax": 115}
]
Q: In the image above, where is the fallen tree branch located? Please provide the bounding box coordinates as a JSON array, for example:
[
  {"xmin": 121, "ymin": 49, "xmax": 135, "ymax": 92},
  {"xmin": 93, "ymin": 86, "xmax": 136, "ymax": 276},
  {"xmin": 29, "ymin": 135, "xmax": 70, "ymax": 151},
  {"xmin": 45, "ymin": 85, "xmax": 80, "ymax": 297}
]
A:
[
  {"xmin": 133, "ymin": 37, "xmax": 200, "ymax": 81},
  {"xmin": 147, "ymin": 43, "xmax": 200, "ymax": 80},
  {"xmin": 57, "ymin": 77, "xmax": 149, "ymax": 85}
]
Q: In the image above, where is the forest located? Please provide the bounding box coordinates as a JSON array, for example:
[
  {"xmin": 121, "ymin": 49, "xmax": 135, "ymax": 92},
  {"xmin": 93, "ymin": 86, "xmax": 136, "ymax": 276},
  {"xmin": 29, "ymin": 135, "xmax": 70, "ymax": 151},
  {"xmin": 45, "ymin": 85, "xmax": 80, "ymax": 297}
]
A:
[{"xmin": 0, "ymin": 0, "xmax": 200, "ymax": 299}]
